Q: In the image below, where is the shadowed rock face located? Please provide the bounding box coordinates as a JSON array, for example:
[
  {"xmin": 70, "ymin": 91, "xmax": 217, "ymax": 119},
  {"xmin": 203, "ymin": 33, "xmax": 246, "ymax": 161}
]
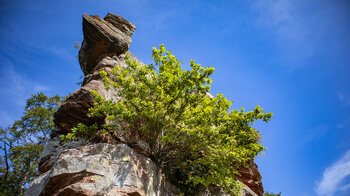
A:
[
  {"xmin": 53, "ymin": 88, "xmax": 98, "ymax": 134},
  {"xmin": 54, "ymin": 13, "xmax": 138, "ymax": 134},
  {"xmin": 53, "ymin": 52, "xmax": 136, "ymax": 134},
  {"xmin": 28, "ymin": 13, "xmax": 263, "ymax": 196},
  {"xmin": 79, "ymin": 13, "xmax": 135, "ymax": 75}
]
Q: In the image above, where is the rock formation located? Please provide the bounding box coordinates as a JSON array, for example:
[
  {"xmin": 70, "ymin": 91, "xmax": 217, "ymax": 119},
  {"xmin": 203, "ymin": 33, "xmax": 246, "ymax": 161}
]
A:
[
  {"xmin": 236, "ymin": 160, "xmax": 264, "ymax": 196},
  {"xmin": 26, "ymin": 13, "xmax": 264, "ymax": 196},
  {"xmin": 26, "ymin": 141, "xmax": 179, "ymax": 196}
]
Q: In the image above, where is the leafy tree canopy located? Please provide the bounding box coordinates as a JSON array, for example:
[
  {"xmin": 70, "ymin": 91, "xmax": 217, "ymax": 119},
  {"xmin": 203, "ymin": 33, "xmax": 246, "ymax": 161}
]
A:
[
  {"xmin": 0, "ymin": 93, "xmax": 62, "ymax": 196},
  {"xmin": 263, "ymin": 191, "xmax": 282, "ymax": 196},
  {"xmin": 63, "ymin": 44, "xmax": 273, "ymax": 195}
]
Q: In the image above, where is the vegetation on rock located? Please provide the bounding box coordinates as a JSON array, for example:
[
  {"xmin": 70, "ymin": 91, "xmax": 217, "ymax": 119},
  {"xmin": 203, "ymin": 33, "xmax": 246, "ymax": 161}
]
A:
[
  {"xmin": 62, "ymin": 44, "xmax": 273, "ymax": 195},
  {"xmin": 263, "ymin": 192, "xmax": 282, "ymax": 196},
  {"xmin": 0, "ymin": 93, "xmax": 62, "ymax": 195}
]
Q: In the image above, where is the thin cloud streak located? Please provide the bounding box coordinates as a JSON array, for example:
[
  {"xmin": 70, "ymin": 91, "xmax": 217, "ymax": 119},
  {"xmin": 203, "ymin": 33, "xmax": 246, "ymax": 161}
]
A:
[
  {"xmin": 315, "ymin": 150, "xmax": 350, "ymax": 196},
  {"xmin": 0, "ymin": 62, "xmax": 49, "ymax": 105},
  {"xmin": 0, "ymin": 110, "xmax": 13, "ymax": 128},
  {"xmin": 252, "ymin": 0, "xmax": 314, "ymax": 66},
  {"xmin": 337, "ymin": 92, "xmax": 350, "ymax": 107},
  {"xmin": 0, "ymin": 56, "xmax": 50, "ymax": 127},
  {"xmin": 253, "ymin": 0, "xmax": 295, "ymax": 26}
]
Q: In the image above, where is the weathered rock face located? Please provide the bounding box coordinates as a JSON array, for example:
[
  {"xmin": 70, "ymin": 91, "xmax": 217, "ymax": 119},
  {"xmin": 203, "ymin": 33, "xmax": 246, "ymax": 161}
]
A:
[
  {"xmin": 54, "ymin": 13, "xmax": 136, "ymax": 135},
  {"xmin": 28, "ymin": 13, "xmax": 264, "ymax": 196},
  {"xmin": 236, "ymin": 160, "xmax": 264, "ymax": 196},
  {"xmin": 27, "ymin": 142, "xmax": 180, "ymax": 196},
  {"xmin": 53, "ymin": 52, "xmax": 136, "ymax": 134},
  {"xmin": 79, "ymin": 13, "xmax": 135, "ymax": 75},
  {"xmin": 29, "ymin": 140, "xmax": 258, "ymax": 196}
]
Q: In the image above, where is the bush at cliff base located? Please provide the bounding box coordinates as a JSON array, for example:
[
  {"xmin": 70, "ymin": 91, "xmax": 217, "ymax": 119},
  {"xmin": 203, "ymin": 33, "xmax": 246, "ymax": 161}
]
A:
[{"xmin": 62, "ymin": 44, "xmax": 273, "ymax": 195}]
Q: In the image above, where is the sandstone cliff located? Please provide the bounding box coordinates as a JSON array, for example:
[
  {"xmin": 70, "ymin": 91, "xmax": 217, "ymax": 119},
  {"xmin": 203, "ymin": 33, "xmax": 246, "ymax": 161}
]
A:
[{"xmin": 26, "ymin": 13, "xmax": 263, "ymax": 196}]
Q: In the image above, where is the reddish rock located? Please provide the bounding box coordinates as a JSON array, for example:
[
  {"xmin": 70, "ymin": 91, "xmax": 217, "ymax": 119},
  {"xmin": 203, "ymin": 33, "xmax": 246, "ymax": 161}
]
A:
[
  {"xmin": 53, "ymin": 52, "xmax": 141, "ymax": 135},
  {"xmin": 79, "ymin": 13, "xmax": 135, "ymax": 75},
  {"xmin": 53, "ymin": 88, "xmax": 98, "ymax": 133},
  {"xmin": 236, "ymin": 160, "xmax": 264, "ymax": 196}
]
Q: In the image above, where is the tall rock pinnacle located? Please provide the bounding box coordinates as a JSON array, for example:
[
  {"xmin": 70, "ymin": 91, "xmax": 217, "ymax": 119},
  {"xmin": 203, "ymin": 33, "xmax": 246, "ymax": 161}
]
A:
[
  {"xmin": 26, "ymin": 13, "xmax": 262, "ymax": 196},
  {"xmin": 53, "ymin": 13, "xmax": 138, "ymax": 135}
]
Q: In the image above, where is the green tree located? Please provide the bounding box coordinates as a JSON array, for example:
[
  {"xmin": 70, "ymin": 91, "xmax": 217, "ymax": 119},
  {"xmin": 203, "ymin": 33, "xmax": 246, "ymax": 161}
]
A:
[
  {"xmin": 0, "ymin": 93, "xmax": 62, "ymax": 196},
  {"xmin": 63, "ymin": 44, "xmax": 272, "ymax": 195},
  {"xmin": 263, "ymin": 192, "xmax": 282, "ymax": 196}
]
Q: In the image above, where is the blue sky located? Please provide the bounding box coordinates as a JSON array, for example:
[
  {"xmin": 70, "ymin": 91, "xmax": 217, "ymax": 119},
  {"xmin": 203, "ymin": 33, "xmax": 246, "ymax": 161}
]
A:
[{"xmin": 0, "ymin": 0, "xmax": 349, "ymax": 195}]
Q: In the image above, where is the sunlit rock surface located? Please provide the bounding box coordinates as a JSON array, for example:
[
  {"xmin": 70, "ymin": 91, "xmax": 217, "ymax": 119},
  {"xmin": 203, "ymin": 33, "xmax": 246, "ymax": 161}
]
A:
[{"xmin": 26, "ymin": 142, "xmax": 180, "ymax": 196}]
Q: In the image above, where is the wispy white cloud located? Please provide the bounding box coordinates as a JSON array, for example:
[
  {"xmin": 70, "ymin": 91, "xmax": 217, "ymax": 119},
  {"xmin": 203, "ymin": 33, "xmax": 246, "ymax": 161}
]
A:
[
  {"xmin": 0, "ymin": 63, "xmax": 50, "ymax": 106},
  {"xmin": 337, "ymin": 92, "xmax": 350, "ymax": 107},
  {"xmin": 252, "ymin": 0, "xmax": 314, "ymax": 66},
  {"xmin": 0, "ymin": 56, "xmax": 50, "ymax": 127},
  {"xmin": 340, "ymin": 183, "xmax": 350, "ymax": 191},
  {"xmin": 302, "ymin": 124, "xmax": 328, "ymax": 143},
  {"xmin": 0, "ymin": 110, "xmax": 13, "ymax": 128},
  {"xmin": 315, "ymin": 150, "xmax": 350, "ymax": 196},
  {"xmin": 337, "ymin": 118, "xmax": 350, "ymax": 129},
  {"xmin": 294, "ymin": 124, "xmax": 329, "ymax": 150},
  {"xmin": 253, "ymin": 0, "xmax": 295, "ymax": 26}
]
